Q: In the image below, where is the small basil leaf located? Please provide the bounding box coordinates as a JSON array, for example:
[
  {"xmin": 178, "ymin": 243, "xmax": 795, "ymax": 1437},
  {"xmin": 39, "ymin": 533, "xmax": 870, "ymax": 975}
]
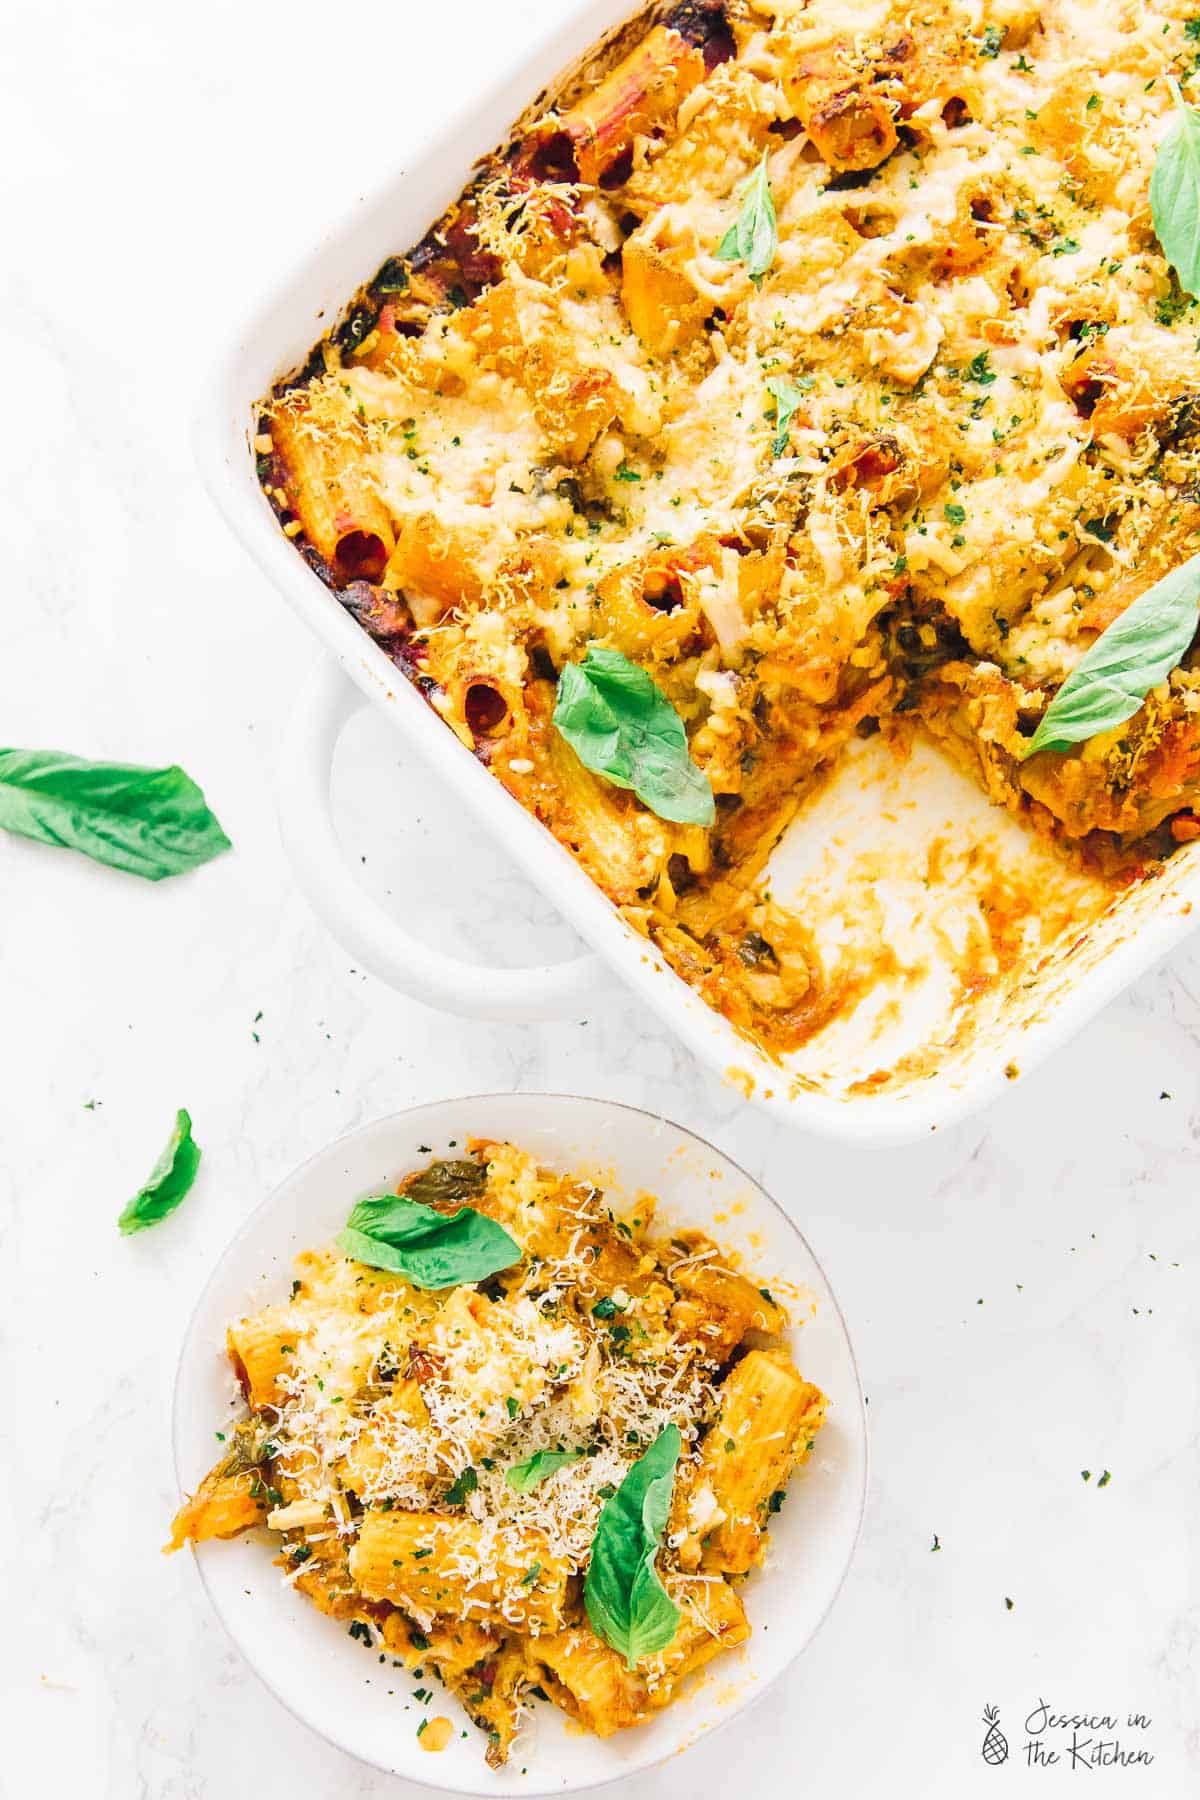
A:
[
  {"xmin": 714, "ymin": 152, "xmax": 777, "ymax": 285},
  {"xmin": 552, "ymin": 646, "xmax": 715, "ymax": 827},
  {"xmin": 336, "ymin": 1190, "xmax": 521, "ymax": 1289},
  {"xmin": 765, "ymin": 376, "xmax": 809, "ymax": 457},
  {"xmin": 1023, "ymin": 550, "xmax": 1200, "ymax": 758},
  {"xmin": 506, "ymin": 1449, "xmax": 586, "ymax": 1494},
  {"xmin": 0, "ymin": 750, "xmax": 231, "ymax": 880},
  {"xmin": 583, "ymin": 1424, "xmax": 681, "ymax": 1668},
  {"xmin": 1150, "ymin": 81, "xmax": 1200, "ymax": 298},
  {"xmin": 117, "ymin": 1109, "xmax": 201, "ymax": 1235}
]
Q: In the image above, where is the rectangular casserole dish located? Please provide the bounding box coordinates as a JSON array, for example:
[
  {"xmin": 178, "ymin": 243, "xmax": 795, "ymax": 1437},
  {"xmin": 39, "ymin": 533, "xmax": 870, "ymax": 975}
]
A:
[{"xmin": 196, "ymin": 0, "xmax": 1200, "ymax": 1144}]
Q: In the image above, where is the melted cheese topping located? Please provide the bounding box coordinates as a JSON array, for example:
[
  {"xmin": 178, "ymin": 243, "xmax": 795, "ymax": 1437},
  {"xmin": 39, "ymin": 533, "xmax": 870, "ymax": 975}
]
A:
[{"xmin": 264, "ymin": 0, "xmax": 1200, "ymax": 1064}]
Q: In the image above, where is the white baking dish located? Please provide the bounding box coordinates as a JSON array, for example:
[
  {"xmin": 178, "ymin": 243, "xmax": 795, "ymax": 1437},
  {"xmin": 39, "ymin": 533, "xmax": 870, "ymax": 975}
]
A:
[{"xmin": 194, "ymin": 0, "xmax": 1200, "ymax": 1144}]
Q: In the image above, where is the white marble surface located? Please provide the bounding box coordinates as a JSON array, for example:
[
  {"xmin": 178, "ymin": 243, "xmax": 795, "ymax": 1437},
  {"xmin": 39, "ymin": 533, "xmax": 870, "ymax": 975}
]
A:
[{"xmin": 3, "ymin": 2, "xmax": 1200, "ymax": 1794}]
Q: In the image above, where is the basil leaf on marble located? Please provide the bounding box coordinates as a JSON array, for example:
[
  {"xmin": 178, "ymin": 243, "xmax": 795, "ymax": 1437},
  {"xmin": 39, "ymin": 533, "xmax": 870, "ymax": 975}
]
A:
[
  {"xmin": 0, "ymin": 750, "xmax": 230, "ymax": 880},
  {"xmin": 117, "ymin": 1109, "xmax": 202, "ymax": 1235}
]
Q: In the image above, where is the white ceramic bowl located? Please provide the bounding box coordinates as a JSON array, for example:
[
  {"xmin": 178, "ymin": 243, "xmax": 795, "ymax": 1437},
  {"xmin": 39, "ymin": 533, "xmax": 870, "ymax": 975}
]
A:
[{"xmin": 172, "ymin": 1095, "xmax": 867, "ymax": 1794}]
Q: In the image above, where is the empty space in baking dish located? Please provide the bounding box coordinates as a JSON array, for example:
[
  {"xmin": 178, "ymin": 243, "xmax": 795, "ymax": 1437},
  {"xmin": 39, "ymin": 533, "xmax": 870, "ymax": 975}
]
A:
[{"xmin": 761, "ymin": 732, "xmax": 1123, "ymax": 1098}]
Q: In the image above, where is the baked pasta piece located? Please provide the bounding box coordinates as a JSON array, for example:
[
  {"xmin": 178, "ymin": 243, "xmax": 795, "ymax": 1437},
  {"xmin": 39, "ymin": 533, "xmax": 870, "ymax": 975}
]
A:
[
  {"xmin": 169, "ymin": 1142, "xmax": 826, "ymax": 1765},
  {"xmin": 258, "ymin": 0, "xmax": 1200, "ymax": 1059}
]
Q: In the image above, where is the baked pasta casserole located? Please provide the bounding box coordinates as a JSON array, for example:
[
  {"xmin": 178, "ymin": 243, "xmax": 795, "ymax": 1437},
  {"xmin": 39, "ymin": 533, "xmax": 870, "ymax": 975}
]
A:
[
  {"xmin": 169, "ymin": 1142, "xmax": 825, "ymax": 1763},
  {"xmin": 257, "ymin": 0, "xmax": 1200, "ymax": 1059}
]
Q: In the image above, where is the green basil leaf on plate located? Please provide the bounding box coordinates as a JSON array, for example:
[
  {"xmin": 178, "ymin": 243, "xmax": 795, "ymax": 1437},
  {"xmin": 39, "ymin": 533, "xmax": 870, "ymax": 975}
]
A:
[
  {"xmin": 1150, "ymin": 80, "xmax": 1200, "ymax": 298},
  {"xmin": 336, "ymin": 1189, "xmax": 521, "ymax": 1289},
  {"xmin": 1022, "ymin": 551, "xmax": 1200, "ymax": 758},
  {"xmin": 506, "ymin": 1448, "xmax": 586, "ymax": 1494},
  {"xmin": 765, "ymin": 375, "xmax": 809, "ymax": 457},
  {"xmin": 553, "ymin": 646, "xmax": 715, "ymax": 827},
  {"xmin": 118, "ymin": 1109, "xmax": 202, "ymax": 1235},
  {"xmin": 714, "ymin": 152, "xmax": 778, "ymax": 286},
  {"xmin": 0, "ymin": 750, "xmax": 231, "ymax": 880},
  {"xmin": 583, "ymin": 1424, "xmax": 681, "ymax": 1668}
]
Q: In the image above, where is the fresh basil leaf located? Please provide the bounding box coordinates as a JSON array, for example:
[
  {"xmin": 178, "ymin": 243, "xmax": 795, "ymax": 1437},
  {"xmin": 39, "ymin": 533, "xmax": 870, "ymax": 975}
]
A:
[
  {"xmin": 117, "ymin": 1109, "xmax": 201, "ymax": 1235},
  {"xmin": 552, "ymin": 646, "xmax": 715, "ymax": 826},
  {"xmin": 766, "ymin": 376, "xmax": 808, "ymax": 457},
  {"xmin": 336, "ymin": 1190, "xmax": 521, "ymax": 1288},
  {"xmin": 506, "ymin": 1449, "xmax": 586, "ymax": 1494},
  {"xmin": 583, "ymin": 1424, "xmax": 681, "ymax": 1668},
  {"xmin": 1150, "ymin": 81, "xmax": 1200, "ymax": 298},
  {"xmin": 0, "ymin": 750, "xmax": 230, "ymax": 880},
  {"xmin": 1023, "ymin": 550, "xmax": 1200, "ymax": 758},
  {"xmin": 714, "ymin": 152, "xmax": 777, "ymax": 286}
]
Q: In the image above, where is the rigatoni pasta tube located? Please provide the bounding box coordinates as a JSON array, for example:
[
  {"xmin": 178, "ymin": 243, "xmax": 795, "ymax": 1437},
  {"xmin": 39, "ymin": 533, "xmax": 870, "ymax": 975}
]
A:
[
  {"xmin": 528, "ymin": 1576, "xmax": 749, "ymax": 1732},
  {"xmin": 526, "ymin": 26, "xmax": 706, "ymax": 185},
  {"xmin": 349, "ymin": 1508, "xmax": 569, "ymax": 1632},
  {"xmin": 781, "ymin": 38, "xmax": 898, "ymax": 172},
  {"xmin": 226, "ymin": 1309, "xmax": 299, "ymax": 1408},
  {"xmin": 690, "ymin": 1348, "xmax": 826, "ymax": 1574},
  {"xmin": 268, "ymin": 399, "xmax": 394, "ymax": 587}
]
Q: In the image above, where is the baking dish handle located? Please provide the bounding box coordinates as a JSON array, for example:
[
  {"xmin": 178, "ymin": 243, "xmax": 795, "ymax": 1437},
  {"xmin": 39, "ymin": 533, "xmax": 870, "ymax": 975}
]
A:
[{"xmin": 278, "ymin": 657, "xmax": 608, "ymax": 1020}]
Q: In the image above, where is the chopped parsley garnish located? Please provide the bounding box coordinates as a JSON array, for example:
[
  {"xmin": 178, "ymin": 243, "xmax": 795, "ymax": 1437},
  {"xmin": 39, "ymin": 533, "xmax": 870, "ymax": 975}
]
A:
[{"xmin": 445, "ymin": 1466, "xmax": 478, "ymax": 1504}]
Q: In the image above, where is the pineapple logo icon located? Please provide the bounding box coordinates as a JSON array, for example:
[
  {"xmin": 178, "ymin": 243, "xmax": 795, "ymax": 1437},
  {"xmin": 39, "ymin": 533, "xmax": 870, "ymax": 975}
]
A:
[{"xmin": 981, "ymin": 1704, "xmax": 1009, "ymax": 1765}]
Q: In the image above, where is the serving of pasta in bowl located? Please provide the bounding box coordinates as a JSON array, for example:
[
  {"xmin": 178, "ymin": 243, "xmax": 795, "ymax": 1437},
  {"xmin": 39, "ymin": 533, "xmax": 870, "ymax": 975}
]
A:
[{"xmin": 170, "ymin": 1095, "xmax": 865, "ymax": 1790}]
